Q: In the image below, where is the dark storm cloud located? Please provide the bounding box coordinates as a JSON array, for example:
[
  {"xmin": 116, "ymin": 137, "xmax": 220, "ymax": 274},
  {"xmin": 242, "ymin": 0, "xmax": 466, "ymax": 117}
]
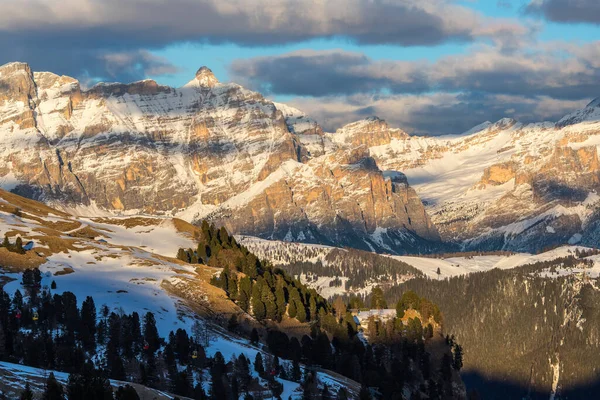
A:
[
  {"xmin": 0, "ymin": 0, "xmax": 529, "ymax": 82},
  {"xmin": 230, "ymin": 50, "xmax": 430, "ymax": 96},
  {"xmin": 526, "ymin": 0, "xmax": 600, "ymax": 24},
  {"xmin": 231, "ymin": 44, "xmax": 600, "ymax": 100}
]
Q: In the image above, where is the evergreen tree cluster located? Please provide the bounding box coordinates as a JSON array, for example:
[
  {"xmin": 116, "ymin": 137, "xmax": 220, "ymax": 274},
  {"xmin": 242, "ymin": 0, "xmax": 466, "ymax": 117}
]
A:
[
  {"xmin": 174, "ymin": 224, "xmax": 461, "ymax": 398},
  {"xmin": 0, "ymin": 283, "xmax": 214, "ymax": 399},
  {"xmin": 394, "ymin": 290, "xmax": 442, "ymax": 323},
  {"xmin": 272, "ymin": 247, "xmax": 425, "ymax": 292},
  {"xmin": 176, "ymin": 221, "xmax": 249, "ymax": 269},
  {"xmin": 384, "ymin": 258, "xmax": 600, "ymax": 400},
  {"xmin": 177, "ymin": 222, "xmax": 332, "ymax": 326},
  {"xmin": 1, "ymin": 234, "xmax": 26, "ymax": 254}
]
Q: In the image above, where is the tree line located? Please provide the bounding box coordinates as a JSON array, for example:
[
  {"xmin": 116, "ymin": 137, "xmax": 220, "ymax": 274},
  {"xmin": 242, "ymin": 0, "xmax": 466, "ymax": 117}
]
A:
[{"xmin": 176, "ymin": 223, "xmax": 462, "ymax": 399}]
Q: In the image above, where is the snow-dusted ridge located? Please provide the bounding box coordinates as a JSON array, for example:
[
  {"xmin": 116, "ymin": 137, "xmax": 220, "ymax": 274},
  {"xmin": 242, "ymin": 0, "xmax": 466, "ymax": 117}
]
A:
[
  {"xmin": 0, "ymin": 61, "xmax": 439, "ymax": 255},
  {"xmin": 240, "ymin": 235, "xmax": 600, "ymax": 297}
]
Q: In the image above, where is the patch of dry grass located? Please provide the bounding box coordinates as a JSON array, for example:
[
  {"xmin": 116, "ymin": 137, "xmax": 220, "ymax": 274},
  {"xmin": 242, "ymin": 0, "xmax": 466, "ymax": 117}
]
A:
[
  {"xmin": 0, "ymin": 189, "xmax": 70, "ymax": 218},
  {"xmin": 54, "ymin": 267, "xmax": 74, "ymax": 276},
  {"xmin": 91, "ymin": 216, "xmax": 161, "ymax": 228},
  {"xmin": 172, "ymin": 218, "xmax": 203, "ymax": 239},
  {"xmin": 0, "ymin": 248, "xmax": 46, "ymax": 271},
  {"xmin": 67, "ymin": 225, "xmax": 104, "ymax": 239}
]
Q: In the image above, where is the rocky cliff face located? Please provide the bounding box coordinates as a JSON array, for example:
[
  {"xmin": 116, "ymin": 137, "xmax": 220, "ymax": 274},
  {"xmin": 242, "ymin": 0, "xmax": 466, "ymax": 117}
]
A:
[
  {"xmin": 0, "ymin": 62, "xmax": 439, "ymax": 254},
  {"xmin": 342, "ymin": 104, "xmax": 600, "ymax": 252}
]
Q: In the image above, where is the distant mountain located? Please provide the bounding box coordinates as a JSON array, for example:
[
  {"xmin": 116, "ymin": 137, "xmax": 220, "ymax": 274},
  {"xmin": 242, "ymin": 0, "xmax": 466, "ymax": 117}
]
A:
[
  {"xmin": 338, "ymin": 105, "xmax": 600, "ymax": 252},
  {"xmin": 4, "ymin": 60, "xmax": 600, "ymax": 254},
  {"xmin": 0, "ymin": 62, "xmax": 440, "ymax": 254}
]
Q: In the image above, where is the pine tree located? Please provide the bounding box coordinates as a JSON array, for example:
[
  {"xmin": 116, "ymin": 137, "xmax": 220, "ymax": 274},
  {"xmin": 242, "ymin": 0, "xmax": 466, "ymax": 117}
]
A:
[
  {"xmin": 336, "ymin": 388, "xmax": 349, "ymax": 400},
  {"xmin": 33, "ymin": 268, "xmax": 42, "ymax": 286},
  {"xmin": 254, "ymin": 352, "xmax": 264, "ymax": 376},
  {"xmin": 275, "ymin": 284, "xmax": 286, "ymax": 322},
  {"xmin": 220, "ymin": 267, "xmax": 231, "ymax": 293},
  {"xmin": 243, "ymin": 254, "xmax": 259, "ymax": 278},
  {"xmin": 228, "ymin": 274, "xmax": 238, "ymax": 300},
  {"xmin": 238, "ymin": 276, "xmax": 252, "ymax": 312},
  {"xmin": 209, "ymin": 352, "xmax": 226, "ymax": 400},
  {"xmin": 370, "ymin": 287, "xmax": 387, "ymax": 309},
  {"xmin": 218, "ymin": 226, "xmax": 230, "ymax": 247},
  {"xmin": 115, "ymin": 385, "xmax": 140, "ymax": 400},
  {"xmin": 309, "ymin": 296, "xmax": 317, "ymax": 321},
  {"xmin": 176, "ymin": 248, "xmax": 187, "ymax": 262},
  {"xmin": 332, "ymin": 297, "xmax": 347, "ymax": 319},
  {"xmin": 13, "ymin": 289, "xmax": 23, "ymax": 310},
  {"xmin": 250, "ymin": 328, "xmax": 259, "ymax": 345},
  {"xmin": 359, "ymin": 386, "xmax": 371, "ymax": 400},
  {"xmin": 61, "ymin": 292, "xmax": 79, "ymax": 340},
  {"xmin": 453, "ymin": 344, "xmax": 463, "ymax": 371},
  {"xmin": 197, "ymin": 244, "xmax": 208, "ymax": 264},
  {"xmin": 66, "ymin": 363, "xmax": 114, "ymax": 400},
  {"xmin": 43, "ymin": 372, "xmax": 65, "ymax": 400},
  {"xmin": 251, "ymin": 283, "xmax": 266, "ymax": 321},
  {"xmin": 15, "ymin": 236, "xmax": 25, "ymax": 254},
  {"xmin": 174, "ymin": 328, "xmax": 191, "ymax": 364},
  {"xmin": 172, "ymin": 372, "xmax": 193, "ymax": 397},
  {"xmin": 201, "ymin": 220, "xmax": 211, "ymax": 239},
  {"xmin": 262, "ymin": 286, "xmax": 277, "ymax": 321},
  {"xmin": 80, "ymin": 296, "xmax": 96, "ymax": 350},
  {"xmin": 22, "ymin": 269, "xmax": 34, "ymax": 287},
  {"xmin": 20, "ymin": 383, "xmax": 33, "ymax": 400},
  {"xmin": 51, "ymin": 280, "xmax": 57, "ymax": 290},
  {"xmin": 143, "ymin": 312, "xmax": 160, "ymax": 352},
  {"xmin": 292, "ymin": 359, "xmax": 302, "ymax": 382},
  {"xmin": 296, "ymin": 300, "xmax": 307, "ymax": 323},
  {"xmin": 288, "ymin": 299, "xmax": 297, "ymax": 319},
  {"xmin": 107, "ymin": 339, "xmax": 126, "ymax": 380},
  {"xmin": 234, "ymin": 354, "xmax": 252, "ymax": 392}
]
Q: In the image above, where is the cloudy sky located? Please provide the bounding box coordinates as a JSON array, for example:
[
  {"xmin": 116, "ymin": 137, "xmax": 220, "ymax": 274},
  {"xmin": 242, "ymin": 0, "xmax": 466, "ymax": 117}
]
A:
[{"xmin": 2, "ymin": 0, "xmax": 600, "ymax": 135}]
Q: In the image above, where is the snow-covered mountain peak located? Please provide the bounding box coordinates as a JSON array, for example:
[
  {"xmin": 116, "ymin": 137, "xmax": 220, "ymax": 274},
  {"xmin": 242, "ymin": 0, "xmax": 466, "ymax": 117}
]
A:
[
  {"xmin": 586, "ymin": 97, "xmax": 600, "ymax": 109},
  {"xmin": 332, "ymin": 116, "xmax": 408, "ymax": 147},
  {"xmin": 0, "ymin": 61, "xmax": 32, "ymax": 76},
  {"xmin": 557, "ymin": 99, "xmax": 600, "ymax": 127},
  {"xmin": 489, "ymin": 117, "xmax": 518, "ymax": 131},
  {"xmin": 186, "ymin": 65, "xmax": 220, "ymax": 88},
  {"xmin": 461, "ymin": 121, "xmax": 493, "ymax": 136}
]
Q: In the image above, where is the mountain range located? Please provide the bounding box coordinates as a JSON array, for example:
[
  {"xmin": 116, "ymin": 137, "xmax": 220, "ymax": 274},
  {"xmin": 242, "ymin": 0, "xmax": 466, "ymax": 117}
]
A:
[{"xmin": 2, "ymin": 61, "xmax": 600, "ymax": 253}]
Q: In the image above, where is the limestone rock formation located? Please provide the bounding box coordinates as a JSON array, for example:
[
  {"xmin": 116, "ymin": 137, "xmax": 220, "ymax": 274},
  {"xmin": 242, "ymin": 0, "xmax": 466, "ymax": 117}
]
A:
[
  {"xmin": 0, "ymin": 62, "xmax": 440, "ymax": 254},
  {"xmin": 343, "ymin": 103, "xmax": 600, "ymax": 252}
]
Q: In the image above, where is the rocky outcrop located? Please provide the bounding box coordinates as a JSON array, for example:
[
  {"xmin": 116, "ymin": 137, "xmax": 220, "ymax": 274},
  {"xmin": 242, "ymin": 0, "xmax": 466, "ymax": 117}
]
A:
[
  {"xmin": 332, "ymin": 117, "xmax": 408, "ymax": 148},
  {"xmin": 207, "ymin": 146, "xmax": 440, "ymax": 252},
  {"xmin": 478, "ymin": 162, "xmax": 517, "ymax": 187},
  {"xmin": 354, "ymin": 102, "xmax": 600, "ymax": 252},
  {"xmin": 0, "ymin": 62, "xmax": 439, "ymax": 254}
]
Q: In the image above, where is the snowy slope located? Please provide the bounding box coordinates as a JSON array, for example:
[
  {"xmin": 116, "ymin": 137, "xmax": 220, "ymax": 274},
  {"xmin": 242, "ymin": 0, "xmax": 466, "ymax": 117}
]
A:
[
  {"xmin": 241, "ymin": 235, "xmax": 597, "ymax": 292},
  {"xmin": 392, "ymin": 246, "xmax": 597, "ymax": 278},
  {"xmin": 0, "ymin": 190, "xmax": 360, "ymax": 399}
]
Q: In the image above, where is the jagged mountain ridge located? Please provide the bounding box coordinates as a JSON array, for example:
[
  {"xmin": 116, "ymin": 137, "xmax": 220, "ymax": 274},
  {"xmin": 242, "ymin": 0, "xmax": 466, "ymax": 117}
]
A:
[
  {"xmin": 316, "ymin": 104, "xmax": 600, "ymax": 252},
  {"xmin": 0, "ymin": 61, "xmax": 440, "ymax": 254}
]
